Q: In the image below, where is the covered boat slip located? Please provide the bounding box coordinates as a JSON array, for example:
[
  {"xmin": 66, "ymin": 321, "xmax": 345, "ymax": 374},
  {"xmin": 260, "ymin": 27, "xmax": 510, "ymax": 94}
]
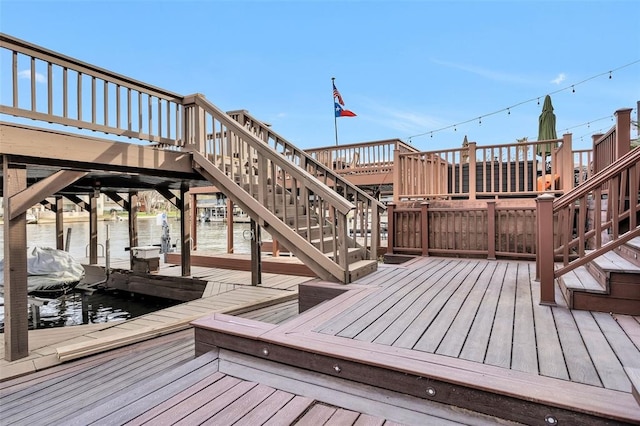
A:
[{"xmin": 193, "ymin": 257, "xmax": 640, "ymax": 425}]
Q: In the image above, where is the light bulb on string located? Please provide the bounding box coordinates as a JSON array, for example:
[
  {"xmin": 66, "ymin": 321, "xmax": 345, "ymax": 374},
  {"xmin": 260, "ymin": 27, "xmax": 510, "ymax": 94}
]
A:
[
  {"xmin": 537, "ymin": 98, "xmax": 540, "ymax": 105},
  {"xmin": 609, "ymin": 71, "xmax": 612, "ymax": 79},
  {"xmin": 507, "ymin": 108, "xmax": 511, "ymax": 115},
  {"xmin": 572, "ymin": 85, "xmax": 575, "ymax": 93},
  {"xmin": 479, "ymin": 117, "xmax": 482, "ymax": 125}
]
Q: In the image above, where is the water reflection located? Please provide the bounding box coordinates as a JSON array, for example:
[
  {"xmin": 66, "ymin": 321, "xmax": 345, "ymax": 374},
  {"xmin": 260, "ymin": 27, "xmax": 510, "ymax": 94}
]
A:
[
  {"xmin": 0, "ymin": 217, "xmax": 253, "ymax": 259},
  {"xmin": 0, "ymin": 217, "xmax": 254, "ymax": 330}
]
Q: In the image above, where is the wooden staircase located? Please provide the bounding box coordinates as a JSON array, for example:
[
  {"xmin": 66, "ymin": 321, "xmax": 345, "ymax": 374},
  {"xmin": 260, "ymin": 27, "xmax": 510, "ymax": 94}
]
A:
[
  {"xmin": 186, "ymin": 94, "xmax": 382, "ymax": 283},
  {"xmin": 558, "ymin": 237, "xmax": 640, "ymax": 315}
]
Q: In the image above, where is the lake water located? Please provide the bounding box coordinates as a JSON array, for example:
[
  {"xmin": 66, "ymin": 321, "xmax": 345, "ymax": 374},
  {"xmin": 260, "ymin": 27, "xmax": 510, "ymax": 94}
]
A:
[{"xmin": 0, "ymin": 218, "xmax": 253, "ymax": 331}]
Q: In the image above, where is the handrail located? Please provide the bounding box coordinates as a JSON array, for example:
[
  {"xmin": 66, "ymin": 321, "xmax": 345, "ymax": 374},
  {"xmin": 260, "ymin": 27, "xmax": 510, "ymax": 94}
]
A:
[
  {"xmin": 0, "ymin": 33, "xmax": 183, "ymax": 145},
  {"xmin": 537, "ymin": 146, "xmax": 640, "ymax": 305},
  {"xmin": 192, "ymin": 96, "xmax": 355, "ymax": 215},
  {"xmin": 554, "ymin": 147, "xmax": 640, "ymax": 211},
  {"xmin": 227, "ymin": 110, "xmax": 384, "ymax": 209},
  {"xmin": 395, "ymin": 136, "xmax": 569, "ymax": 200},
  {"xmin": 228, "ymin": 109, "xmax": 385, "ymax": 258}
]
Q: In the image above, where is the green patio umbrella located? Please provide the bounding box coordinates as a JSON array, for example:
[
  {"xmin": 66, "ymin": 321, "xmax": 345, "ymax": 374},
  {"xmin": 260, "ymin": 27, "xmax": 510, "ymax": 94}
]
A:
[{"xmin": 536, "ymin": 94, "xmax": 557, "ymax": 157}]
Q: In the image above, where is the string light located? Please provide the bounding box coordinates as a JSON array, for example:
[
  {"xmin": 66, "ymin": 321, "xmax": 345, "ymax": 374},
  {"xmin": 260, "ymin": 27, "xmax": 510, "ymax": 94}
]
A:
[{"xmin": 407, "ymin": 59, "xmax": 640, "ymax": 141}]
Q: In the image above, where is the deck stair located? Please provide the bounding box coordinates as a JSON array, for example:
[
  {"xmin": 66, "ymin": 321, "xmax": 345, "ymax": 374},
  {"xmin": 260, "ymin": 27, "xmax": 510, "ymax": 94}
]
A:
[
  {"xmin": 187, "ymin": 95, "xmax": 381, "ymax": 283},
  {"xmin": 558, "ymin": 237, "xmax": 640, "ymax": 315}
]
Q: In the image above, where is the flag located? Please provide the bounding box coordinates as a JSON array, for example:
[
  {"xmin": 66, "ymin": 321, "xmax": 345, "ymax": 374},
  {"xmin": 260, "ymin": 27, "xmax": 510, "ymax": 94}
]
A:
[
  {"xmin": 332, "ymin": 82, "xmax": 344, "ymax": 106},
  {"xmin": 335, "ymin": 102, "xmax": 356, "ymax": 117}
]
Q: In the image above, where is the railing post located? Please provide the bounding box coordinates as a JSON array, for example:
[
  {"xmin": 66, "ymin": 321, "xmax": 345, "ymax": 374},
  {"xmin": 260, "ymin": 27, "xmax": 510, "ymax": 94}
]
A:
[
  {"xmin": 536, "ymin": 194, "xmax": 556, "ymax": 306},
  {"xmin": 615, "ymin": 108, "xmax": 632, "ymax": 160},
  {"xmin": 468, "ymin": 142, "xmax": 477, "ymax": 200},
  {"xmin": 393, "ymin": 150, "xmax": 400, "ymax": 202},
  {"xmin": 487, "ymin": 201, "xmax": 496, "ymax": 260},
  {"xmin": 561, "ymin": 133, "xmax": 573, "ymax": 192},
  {"xmin": 420, "ymin": 202, "xmax": 429, "ymax": 257},
  {"xmin": 387, "ymin": 202, "xmax": 395, "ymax": 255}
]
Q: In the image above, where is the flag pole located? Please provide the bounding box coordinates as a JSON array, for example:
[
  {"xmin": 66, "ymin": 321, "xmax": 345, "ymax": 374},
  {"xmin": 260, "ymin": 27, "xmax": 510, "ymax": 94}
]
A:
[{"xmin": 332, "ymin": 77, "xmax": 338, "ymax": 146}]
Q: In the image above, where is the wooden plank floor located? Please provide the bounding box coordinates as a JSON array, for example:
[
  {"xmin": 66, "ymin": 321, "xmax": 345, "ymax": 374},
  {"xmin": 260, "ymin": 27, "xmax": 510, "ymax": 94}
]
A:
[
  {"xmin": 193, "ymin": 257, "xmax": 640, "ymax": 424},
  {"xmin": 312, "ymin": 257, "xmax": 640, "ymax": 392},
  {"xmin": 1, "ymin": 263, "xmax": 314, "ymax": 381},
  {"xmin": 0, "ymin": 329, "xmax": 426, "ymax": 425}
]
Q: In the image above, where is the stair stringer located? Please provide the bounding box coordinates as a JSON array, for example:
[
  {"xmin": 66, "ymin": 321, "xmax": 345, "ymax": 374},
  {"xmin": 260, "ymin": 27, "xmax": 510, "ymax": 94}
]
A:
[{"xmin": 193, "ymin": 151, "xmax": 346, "ymax": 283}]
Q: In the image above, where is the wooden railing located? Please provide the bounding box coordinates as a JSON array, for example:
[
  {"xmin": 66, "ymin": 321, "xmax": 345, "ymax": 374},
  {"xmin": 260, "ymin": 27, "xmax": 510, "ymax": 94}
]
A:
[
  {"xmin": 394, "ymin": 135, "xmax": 574, "ymax": 201},
  {"xmin": 303, "ymin": 138, "xmax": 418, "ymax": 179},
  {"xmin": 0, "ymin": 33, "xmax": 369, "ymax": 283},
  {"xmin": 387, "ymin": 201, "xmax": 537, "ymax": 259},
  {"xmin": 537, "ymin": 146, "xmax": 640, "ymax": 305},
  {"xmin": 228, "ymin": 110, "xmax": 386, "ymax": 258},
  {"xmin": 0, "ymin": 33, "xmax": 183, "ymax": 145}
]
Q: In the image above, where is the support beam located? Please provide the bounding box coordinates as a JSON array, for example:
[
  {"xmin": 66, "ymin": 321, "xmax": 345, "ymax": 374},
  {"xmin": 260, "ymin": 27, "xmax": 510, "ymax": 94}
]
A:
[
  {"xmin": 227, "ymin": 197, "xmax": 234, "ymax": 253},
  {"xmin": 250, "ymin": 219, "xmax": 262, "ymax": 285},
  {"xmin": 55, "ymin": 196, "xmax": 64, "ymax": 250},
  {"xmin": 8, "ymin": 170, "xmax": 88, "ymax": 220},
  {"xmin": 129, "ymin": 192, "xmax": 139, "ymax": 251},
  {"xmin": 103, "ymin": 191, "xmax": 130, "ymax": 211},
  {"xmin": 180, "ymin": 184, "xmax": 191, "ymax": 277},
  {"xmin": 89, "ymin": 191, "xmax": 98, "ymax": 264},
  {"xmin": 3, "ymin": 157, "xmax": 29, "ymax": 361}
]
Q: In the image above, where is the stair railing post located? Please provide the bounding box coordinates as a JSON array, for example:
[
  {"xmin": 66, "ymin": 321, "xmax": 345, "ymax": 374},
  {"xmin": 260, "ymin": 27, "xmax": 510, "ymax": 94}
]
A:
[
  {"xmin": 487, "ymin": 201, "xmax": 496, "ymax": 260},
  {"xmin": 537, "ymin": 193, "xmax": 556, "ymax": 306},
  {"xmin": 468, "ymin": 142, "xmax": 477, "ymax": 200},
  {"xmin": 387, "ymin": 202, "xmax": 395, "ymax": 255},
  {"xmin": 420, "ymin": 202, "xmax": 429, "ymax": 257}
]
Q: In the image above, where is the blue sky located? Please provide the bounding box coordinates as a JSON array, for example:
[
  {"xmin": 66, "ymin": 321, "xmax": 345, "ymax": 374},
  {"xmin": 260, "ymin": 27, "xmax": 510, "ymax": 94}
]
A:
[{"xmin": 1, "ymin": 0, "xmax": 639, "ymax": 151}]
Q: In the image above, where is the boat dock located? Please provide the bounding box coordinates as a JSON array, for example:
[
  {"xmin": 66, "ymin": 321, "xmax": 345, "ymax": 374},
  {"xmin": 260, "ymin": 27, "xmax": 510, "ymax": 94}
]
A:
[
  {"xmin": 0, "ymin": 262, "xmax": 314, "ymax": 381},
  {"xmin": 1, "ymin": 257, "xmax": 639, "ymax": 424}
]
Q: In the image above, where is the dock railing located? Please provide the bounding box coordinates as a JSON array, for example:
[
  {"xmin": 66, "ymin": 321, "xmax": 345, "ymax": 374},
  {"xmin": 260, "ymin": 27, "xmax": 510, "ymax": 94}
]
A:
[
  {"xmin": 0, "ymin": 33, "xmax": 184, "ymax": 146},
  {"xmin": 304, "ymin": 138, "xmax": 418, "ymax": 179},
  {"xmin": 0, "ymin": 33, "xmax": 375, "ymax": 282},
  {"xmin": 394, "ymin": 136, "xmax": 573, "ymax": 201},
  {"xmin": 387, "ymin": 200, "xmax": 537, "ymax": 260}
]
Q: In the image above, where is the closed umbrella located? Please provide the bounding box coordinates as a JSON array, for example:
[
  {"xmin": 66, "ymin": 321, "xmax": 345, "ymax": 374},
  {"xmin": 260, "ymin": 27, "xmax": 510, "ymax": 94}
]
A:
[{"xmin": 536, "ymin": 94, "xmax": 557, "ymax": 157}]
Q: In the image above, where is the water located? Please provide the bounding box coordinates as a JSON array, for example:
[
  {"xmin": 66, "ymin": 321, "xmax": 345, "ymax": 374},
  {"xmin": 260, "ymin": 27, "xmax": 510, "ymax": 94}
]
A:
[
  {"xmin": 0, "ymin": 216, "xmax": 253, "ymax": 259},
  {"xmin": 0, "ymin": 217, "xmax": 253, "ymax": 330}
]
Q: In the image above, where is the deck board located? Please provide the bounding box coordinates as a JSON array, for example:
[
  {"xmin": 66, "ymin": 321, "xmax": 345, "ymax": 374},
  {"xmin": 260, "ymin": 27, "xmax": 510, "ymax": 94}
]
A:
[
  {"xmin": 484, "ymin": 261, "xmax": 517, "ymax": 368},
  {"xmin": 511, "ymin": 262, "xmax": 538, "ymax": 374},
  {"xmin": 572, "ymin": 310, "xmax": 630, "ymax": 392},
  {"xmin": 457, "ymin": 261, "xmax": 506, "ymax": 363}
]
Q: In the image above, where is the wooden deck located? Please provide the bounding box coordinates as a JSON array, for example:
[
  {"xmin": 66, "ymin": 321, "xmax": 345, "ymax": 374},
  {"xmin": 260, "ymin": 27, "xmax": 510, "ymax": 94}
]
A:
[
  {"xmin": 0, "ymin": 329, "xmax": 503, "ymax": 425},
  {"xmin": 0, "ymin": 263, "xmax": 314, "ymax": 381},
  {"xmin": 193, "ymin": 257, "xmax": 640, "ymax": 425}
]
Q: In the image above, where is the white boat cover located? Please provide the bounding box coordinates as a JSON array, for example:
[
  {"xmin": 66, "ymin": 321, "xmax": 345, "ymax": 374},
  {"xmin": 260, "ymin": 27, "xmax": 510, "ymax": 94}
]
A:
[{"xmin": 0, "ymin": 247, "xmax": 85, "ymax": 292}]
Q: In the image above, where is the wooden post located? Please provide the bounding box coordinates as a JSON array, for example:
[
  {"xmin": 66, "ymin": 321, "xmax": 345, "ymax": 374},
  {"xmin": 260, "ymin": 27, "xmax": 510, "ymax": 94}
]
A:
[
  {"xmin": 537, "ymin": 194, "xmax": 556, "ymax": 306},
  {"xmin": 468, "ymin": 142, "xmax": 477, "ymax": 200},
  {"xmin": 180, "ymin": 184, "xmax": 191, "ymax": 277},
  {"xmin": 89, "ymin": 191, "xmax": 98, "ymax": 264},
  {"xmin": 561, "ymin": 134, "xmax": 573, "ymax": 193},
  {"xmin": 3, "ymin": 158, "xmax": 29, "ymax": 360},
  {"xmin": 420, "ymin": 202, "xmax": 429, "ymax": 257},
  {"xmin": 615, "ymin": 108, "xmax": 632, "ymax": 160},
  {"xmin": 387, "ymin": 202, "xmax": 395, "ymax": 254},
  {"xmin": 55, "ymin": 196, "xmax": 64, "ymax": 250},
  {"xmin": 487, "ymin": 201, "xmax": 496, "ymax": 260},
  {"xmin": 227, "ymin": 197, "xmax": 234, "ymax": 253},
  {"xmin": 392, "ymin": 150, "xmax": 400, "ymax": 203},
  {"xmin": 190, "ymin": 192, "xmax": 198, "ymax": 251},
  {"xmin": 129, "ymin": 191, "xmax": 139, "ymax": 253},
  {"xmin": 250, "ymin": 219, "xmax": 262, "ymax": 286}
]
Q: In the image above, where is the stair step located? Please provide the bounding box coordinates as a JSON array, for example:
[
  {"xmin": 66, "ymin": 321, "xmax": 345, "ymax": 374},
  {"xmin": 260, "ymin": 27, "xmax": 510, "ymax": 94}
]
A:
[
  {"xmin": 615, "ymin": 237, "xmax": 640, "ymax": 268},
  {"xmin": 625, "ymin": 367, "xmax": 640, "ymax": 406},
  {"xmin": 348, "ymin": 259, "xmax": 378, "ymax": 282},
  {"xmin": 559, "ymin": 266, "xmax": 607, "ymax": 294},
  {"xmin": 584, "ymin": 250, "xmax": 640, "ymax": 287}
]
